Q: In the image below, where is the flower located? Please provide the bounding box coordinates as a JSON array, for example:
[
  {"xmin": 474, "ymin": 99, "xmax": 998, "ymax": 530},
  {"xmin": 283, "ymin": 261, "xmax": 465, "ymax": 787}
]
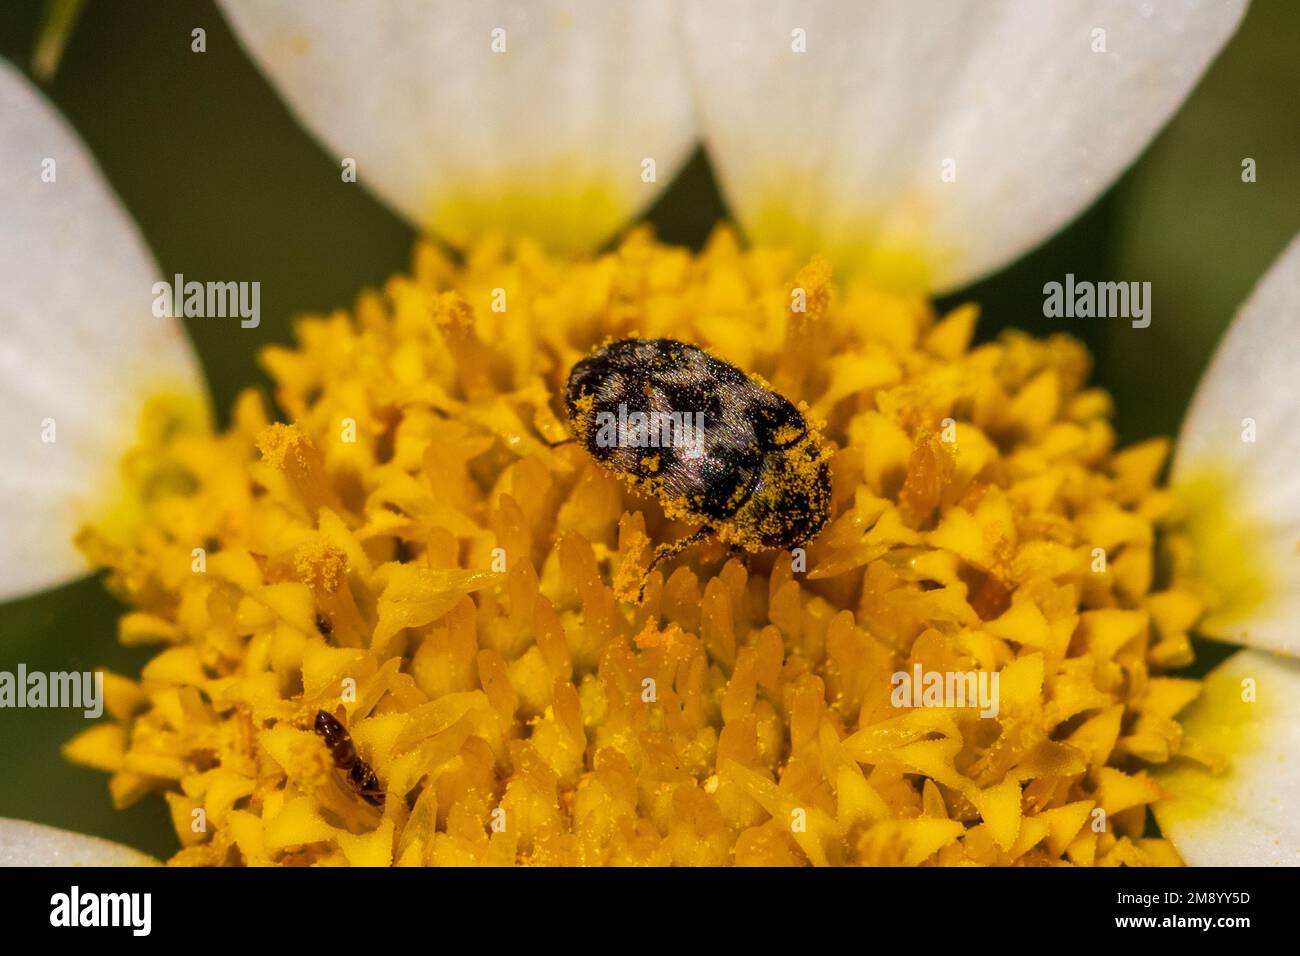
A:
[{"xmin": 1, "ymin": 1, "xmax": 1296, "ymax": 867}]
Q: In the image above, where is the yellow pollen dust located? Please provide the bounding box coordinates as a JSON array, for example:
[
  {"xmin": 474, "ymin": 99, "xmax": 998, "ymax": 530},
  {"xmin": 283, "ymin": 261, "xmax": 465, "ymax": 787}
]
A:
[
  {"xmin": 293, "ymin": 539, "xmax": 348, "ymax": 595},
  {"xmin": 70, "ymin": 225, "xmax": 1215, "ymax": 867}
]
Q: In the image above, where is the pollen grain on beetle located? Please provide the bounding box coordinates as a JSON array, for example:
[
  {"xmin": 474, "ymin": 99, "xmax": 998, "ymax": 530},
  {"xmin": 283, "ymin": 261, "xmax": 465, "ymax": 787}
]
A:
[{"xmin": 69, "ymin": 226, "xmax": 1211, "ymax": 866}]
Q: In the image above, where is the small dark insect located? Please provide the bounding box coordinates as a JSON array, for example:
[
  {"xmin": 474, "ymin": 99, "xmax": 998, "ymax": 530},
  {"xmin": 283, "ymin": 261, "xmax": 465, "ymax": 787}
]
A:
[
  {"xmin": 565, "ymin": 338, "xmax": 831, "ymax": 585},
  {"xmin": 313, "ymin": 709, "xmax": 384, "ymax": 807}
]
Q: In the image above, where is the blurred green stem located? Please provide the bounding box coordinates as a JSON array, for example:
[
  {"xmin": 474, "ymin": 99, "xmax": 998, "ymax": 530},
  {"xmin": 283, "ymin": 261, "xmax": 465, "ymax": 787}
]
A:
[{"xmin": 32, "ymin": 0, "xmax": 84, "ymax": 82}]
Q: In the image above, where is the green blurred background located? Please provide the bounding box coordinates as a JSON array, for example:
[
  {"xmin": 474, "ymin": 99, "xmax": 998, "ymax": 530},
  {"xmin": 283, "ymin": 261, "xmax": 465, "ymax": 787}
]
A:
[{"xmin": 0, "ymin": 1, "xmax": 1296, "ymax": 859}]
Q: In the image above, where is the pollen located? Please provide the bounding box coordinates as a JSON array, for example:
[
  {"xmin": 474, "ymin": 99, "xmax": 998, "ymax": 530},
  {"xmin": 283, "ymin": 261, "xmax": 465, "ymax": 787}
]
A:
[{"xmin": 71, "ymin": 226, "xmax": 1214, "ymax": 866}]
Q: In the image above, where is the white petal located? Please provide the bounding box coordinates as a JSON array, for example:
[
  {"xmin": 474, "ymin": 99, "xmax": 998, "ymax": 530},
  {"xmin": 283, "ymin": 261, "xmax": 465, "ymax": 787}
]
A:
[
  {"xmin": 218, "ymin": 0, "xmax": 697, "ymax": 253},
  {"xmin": 0, "ymin": 818, "xmax": 157, "ymax": 866},
  {"xmin": 1172, "ymin": 234, "xmax": 1300, "ymax": 656},
  {"xmin": 681, "ymin": 0, "xmax": 1246, "ymax": 292},
  {"xmin": 1153, "ymin": 649, "xmax": 1300, "ymax": 867},
  {"xmin": 0, "ymin": 60, "xmax": 206, "ymax": 600}
]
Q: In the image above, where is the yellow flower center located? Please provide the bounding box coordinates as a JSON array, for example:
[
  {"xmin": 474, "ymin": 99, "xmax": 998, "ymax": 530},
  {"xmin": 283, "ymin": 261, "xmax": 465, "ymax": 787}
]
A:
[{"xmin": 69, "ymin": 226, "xmax": 1216, "ymax": 867}]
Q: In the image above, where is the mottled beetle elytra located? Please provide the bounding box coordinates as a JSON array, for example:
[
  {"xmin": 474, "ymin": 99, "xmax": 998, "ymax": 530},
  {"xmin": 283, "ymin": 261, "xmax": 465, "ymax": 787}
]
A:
[{"xmin": 564, "ymin": 338, "xmax": 832, "ymax": 591}]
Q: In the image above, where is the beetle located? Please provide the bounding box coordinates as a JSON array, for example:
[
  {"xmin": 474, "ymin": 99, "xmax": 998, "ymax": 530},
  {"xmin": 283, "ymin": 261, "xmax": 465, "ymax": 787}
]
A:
[
  {"xmin": 313, "ymin": 709, "xmax": 384, "ymax": 807},
  {"xmin": 564, "ymin": 338, "xmax": 831, "ymax": 584}
]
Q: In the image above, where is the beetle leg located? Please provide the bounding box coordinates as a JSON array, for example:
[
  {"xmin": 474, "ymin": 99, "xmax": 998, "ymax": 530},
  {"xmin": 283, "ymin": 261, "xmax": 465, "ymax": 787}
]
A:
[
  {"xmin": 724, "ymin": 541, "xmax": 752, "ymax": 572},
  {"xmin": 639, "ymin": 526, "xmax": 715, "ymax": 600},
  {"xmin": 649, "ymin": 526, "xmax": 715, "ymax": 573}
]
